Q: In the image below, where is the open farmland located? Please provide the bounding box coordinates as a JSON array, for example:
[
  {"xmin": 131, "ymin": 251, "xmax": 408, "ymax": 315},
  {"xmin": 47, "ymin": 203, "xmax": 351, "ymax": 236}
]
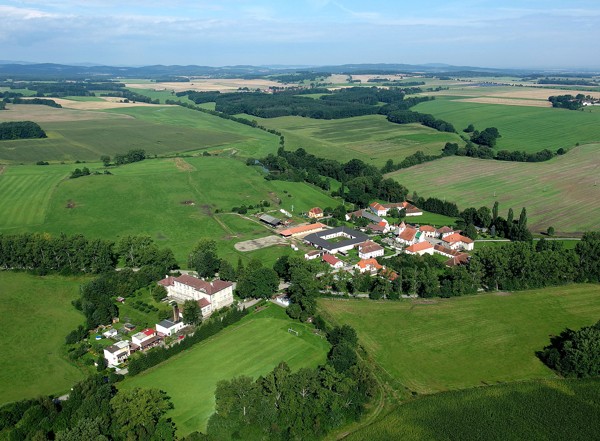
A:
[
  {"xmin": 344, "ymin": 379, "xmax": 600, "ymax": 441},
  {"xmin": 0, "ymin": 103, "xmax": 279, "ymax": 163},
  {"xmin": 239, "ymin": 114, "xmax": 463, "ymax": 166},
  {"xmin": 387, "ymin": 143, "xmax": 600, "ymax": 233},
  {"xmin": 123, "ymin": 304, "xmax": 329, "ymax": 435},
  {"xmin": 0, "ymin": 272, "xmax": 86, "ymax": 405},
  {"xmin": 0, "ymin": 157, "xmax": 338, "ymax": 265},
  {"xmin": 319, "ymin": 284, "xmax": 600, "ymax": 395},
  {"xmin": 414, "ymin": 97, "xmax": 600, "ymax": 153}
]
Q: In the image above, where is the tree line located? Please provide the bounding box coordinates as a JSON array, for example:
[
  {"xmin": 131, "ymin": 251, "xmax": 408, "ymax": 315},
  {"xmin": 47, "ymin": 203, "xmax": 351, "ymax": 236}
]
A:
[
  {"xmin": 9, "ymin": 97, "xmax": 62, "ymax": 108},
  {"xmin": 0, "ymin": 121, "xmax": 47, "ymax": 140},
  {"xmin": 549, "ymin": 94, "xmax": 595, "ymax": 110}
]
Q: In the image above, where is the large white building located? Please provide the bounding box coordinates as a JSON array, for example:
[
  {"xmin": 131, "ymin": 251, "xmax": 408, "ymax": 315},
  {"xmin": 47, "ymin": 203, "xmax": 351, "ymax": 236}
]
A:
[{"xmin": 158, "ymin": 275, "xmax": 234, "ymax": 318}]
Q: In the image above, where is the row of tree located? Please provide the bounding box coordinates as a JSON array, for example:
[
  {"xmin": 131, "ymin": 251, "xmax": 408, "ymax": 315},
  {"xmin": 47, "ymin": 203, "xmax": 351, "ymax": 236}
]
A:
[
  {"xmin": 9, "ymin": 97, "xmax": 62, "ymax": 108},
  {"xmin": 0, "ymin": 121, "xmax": 46, "ymax": 140}
]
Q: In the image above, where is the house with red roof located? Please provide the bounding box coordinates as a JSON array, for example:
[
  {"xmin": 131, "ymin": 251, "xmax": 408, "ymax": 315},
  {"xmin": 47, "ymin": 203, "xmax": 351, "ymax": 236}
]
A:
[
  {"xmin": 322, "ymin": 253, "xmax": 344, "ymax": 269},
  {"xmin": 308, "ymin": 207, "xmax": 324, "ymax": 219},
  {"xmin": 355, "ymin": 258, "xmax": 384, "ymax": 274},
  {"xmin": 436, "ymin": 226, "xmax": 455, "ymax": 238},
  {"xmin": 369, "ymin": 201, "xmax": 388, "ymax": 217},
  {"xmin": 405, "ymin": 242, "xmax": 434, "ymax": 256},
  {"xmin": 419, "ymin": 225, "xmax": 437, "ymax": 238},
  {"xmin": 397, "ymin": 226, "xmax": 419, "ymax": 246},
  {"xmin": 442, "ymin": 233, "xmax": 474, "ymax": 251},
  {"xmin": 158, "ymin": 274, "xmax": 234, "ymax": 317},
  {"xmin": 358, "ymin": 240, "xmax": 385, "ymax": 259}
]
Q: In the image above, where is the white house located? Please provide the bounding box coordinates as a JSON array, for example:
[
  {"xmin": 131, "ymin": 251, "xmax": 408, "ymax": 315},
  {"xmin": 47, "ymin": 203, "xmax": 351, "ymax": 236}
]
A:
[
  {"xmin": 419, "ymin": 225, "xmax": 437, "ymax": 238},
  {"xmin": 156, "ymin": 319, "xmax": 186, "ymax": 336},
  {"xmin": 158, "ymin": 275, "xmax": 234, "ymax": 316},
  {"xmin": 103, "ymin": 340, "xmax": 130, "ymax": 367},
  {"xmin": 369, "ymin": 202, "xmax": 388, "ymax": 217},
  {"xmin": 322, "ymin": 253, "xmax": 344, "ymax": 269},
  {"xmin": 436, "ymin": 226, "xmax": 455, "ymax": 239},
  {"xmin": 355, "ymin": 258, "xmax": 383, "ymax": 274},
  {"xmin": 442, "ymin": 233, "xmax": 475, "ymax": 251},
  {"xmin": 358, "ymin": 240, "xmax": 385, "ymax": 259},
  {"xmin": 405, "ymin": 242, "xmax": 434, "ymax": 256},
  {"xmin": 131, "ymin": 328, "xmax": 156, "ymax": 347},
  {"xmin": 103, "ymin": 328, "xmax": 118, "ymax": 339},
  {"xmin": 304, "ymin": 250, "xmax": 323, "ymax": 260},
  {"xmin": 397, "ymin": 227, "xmax": 419, "ymax": 246}
]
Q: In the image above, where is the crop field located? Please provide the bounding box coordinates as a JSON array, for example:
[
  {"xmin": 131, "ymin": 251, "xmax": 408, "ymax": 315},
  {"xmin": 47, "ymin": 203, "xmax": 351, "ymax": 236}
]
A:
[
  {"xmin": 414, "ymin": 97, "xmax": 600, "ymax": 153},
  {"xmin": 123, "ymin": 304, "xmax": 329, "ymax": 435},
  {"xmin": 0, "ymin": 272, "xmax": 86, "ymax": 405},
  {"xmin": 239, "ymin": 114, "xmax": 464, "ymax": 166},
  {"xmin": 388, "ymin": 143, "xmax": 600, "ymax": 233},
  {"xmin": 0, "ymin": 157, "xmax": 338, "ymax": 265},
  {"xmin": 345, "ymin": 379, "xmax": 600, "ymax": 441},
  {"xmin": 319, "ymin": 284, "xmax": 600, "ymax": 394},
  {"xmin": 0, "ymin": 104, "xmax": 279, "ymax": 163}
]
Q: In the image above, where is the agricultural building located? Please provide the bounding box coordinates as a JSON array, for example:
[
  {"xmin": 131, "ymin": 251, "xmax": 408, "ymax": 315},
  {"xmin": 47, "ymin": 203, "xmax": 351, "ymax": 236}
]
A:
[
  {"xmin": 303, "ymin": 226, "xmax": 369, "ymax": 254},
  {"xmin": 279, "ymin": 223, "xmax": 327, "ymax": 237}
]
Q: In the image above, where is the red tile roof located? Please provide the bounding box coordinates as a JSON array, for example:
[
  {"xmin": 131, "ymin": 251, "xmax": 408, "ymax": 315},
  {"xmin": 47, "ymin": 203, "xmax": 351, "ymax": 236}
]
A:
[
  {"xmin": 369, "ymin": 202, "xmax": 386, "ymax": 211},
  {"xmin": 419, "ymin": 225, "xmax": 436, "ymax": 232},
  {"xmin": 382, "ymin": 202, "xmax": 406, "ymax": 209},
  {"xmin": 280, "ymin": 223, "xmax": 326, "ymax": 237},
  {"xmin": 158, "ymin": 276, "xmax": 175, "ymax": 287},
  {"xmin": 309, "ymin": 207, "xmax": 323, "ymax": 215},
  {"xmin": 322, "ymin": 253, "xmax": 341, "ymax": 266},
  {"xmin": 437, "ymin": 226, "xmax": 454, "ymax": 234},
  {"xmin": 434, "ymin": 244, "xmax": 462, "ymax": 257},
  {"xmin": 443, "ymin": 233, "xmax": 474, "ymax": 244},
  {"xmin": 359, "ymin": 240, "xmax": 384, "ymax": 254},
  {"xmin": 174, "ymin": 275, "xmax": 233, "ymax": 295},
  {"xmin": 356, "ymin": 258, "xmax": 383, "ymax": 270},
  {"xmin": 406, "ymin": 242, "xmax": 433, "ymax": 253},
  {"xmin": 198, "ymin": 298, "xmax": 211, "ymax": 308},
  {"xmin": 445, "ymin": 254, "xmax": 470, "ymax": 267},
  {"xmin": 398, "ymin": 227, "xmax": 417, "ymax": 241},
  {"xmin": 142, "ymin": 328, "xmax": 155, "ymax": 336}
]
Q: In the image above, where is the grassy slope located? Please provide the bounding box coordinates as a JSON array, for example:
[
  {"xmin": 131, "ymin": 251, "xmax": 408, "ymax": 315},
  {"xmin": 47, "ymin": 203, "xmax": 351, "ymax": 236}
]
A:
[
  {"xmin": 0, "ymin": 158, "xmax": 338, "ymax": 265},
  {"xmin": 320, "ymin": 284, "xmax": 600, "ymax": 394},
  {"xmin": 346, "ymin": 379, "xmax": 600, "ymax": 441},
  {"xmin": 123, "ymin": 305, "xmax": 329, "ymax": 435},
  {"xmin": 0, "ymin": 272, "xmax": 86, "ymax": 405},
  {"xmin": 415, "ymin": 97, "xmax": 600, "ymax": 153},
  {"xmin": 387, "ymin": 143, "xmax": 600, "ymax": 233},
  {"xmin": 237, "ymin": 114, "xmax": 463, "ymax": 166}
]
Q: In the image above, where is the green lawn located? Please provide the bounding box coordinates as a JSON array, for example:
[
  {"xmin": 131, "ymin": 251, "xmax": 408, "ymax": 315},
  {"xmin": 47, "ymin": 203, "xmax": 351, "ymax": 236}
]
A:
[
  {"xmin": 122, "ymin": 304, "xmax": 329, "ymax": 435},
  {"xmin": 0, "ymin": 157, "xmax": 339, "ymax": 265},
  {"xmin": 388, "ymin": 143, "xmax": 600, "ymax": 233},
  {"xmin": 406, "ymin": 211, "xmax": 457, "ymax": 227},
  {"xmin": 345, "ymin": 378, "xmax": 600, "ymax": 441},
  {"xmin": 414, "ymin": 98, "xmax": 600, "ymax": 153},
  {"xmin": 0, "ymin": 272, "xmax": 87, "ymax": 405},
  {"xmin": 236, "ymin": 114, "xmax": 463, "ymax": 166},
  {"xmin": 320, "ymin": 284, "xmax": 600, "ymax": 394}
]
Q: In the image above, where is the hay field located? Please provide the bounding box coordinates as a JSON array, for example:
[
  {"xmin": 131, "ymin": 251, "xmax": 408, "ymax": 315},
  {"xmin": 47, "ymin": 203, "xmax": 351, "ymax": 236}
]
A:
[
  {"xmin": 126, "ymin": 78, "xmax": 283, "ymax": 93},
  {"xmin": 388, "ymin": 143, "xmax": 600, "ymax": 233},
  {"xmin": 429, "ymin": 86, "xmax": 600, "ymax": 100},
  {"xmin": 17, "ymin": 96, "xmax": 168, "ymax": 110},
  {"xmin": 320, "ymin": 284, "xmax": 600, "ymax": 395},
  {"xmin": 456, "ymin": 97, "xmax": 551, "ymax": 107}
]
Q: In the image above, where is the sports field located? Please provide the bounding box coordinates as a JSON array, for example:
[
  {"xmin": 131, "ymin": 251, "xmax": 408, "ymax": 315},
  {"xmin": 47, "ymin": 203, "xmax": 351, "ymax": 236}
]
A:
[
  {"xmin": 123, "ymin": 304, "xmax": 329, "ymax": 435},
  {"xmin": 388, "ymin": 143, "xmax": 600, "ymax": 233},
  {"xmin": 319, "ymin": 284, "xmax": 600, "ymax": 394},
  {"xmin": 238, "ymin": 114, "xmax": 463, "ymax": 166},
  {"xmin": 0, "ymin": 272, "xmax": 86, "ymax": 405},
  {"xmin": 0, "ymin": 157, "xmax": 338, "ymax": 265},
  {"xmin": 414, "ymin": 97, "xmax": 600, "ymax": 153},
  {"xmin": 0, "ymin": 104, "xmax": 279, "ymax": 163},
  {"xmin": 345, "ymin": 379, "xmax": 600, "ymax": 441}
]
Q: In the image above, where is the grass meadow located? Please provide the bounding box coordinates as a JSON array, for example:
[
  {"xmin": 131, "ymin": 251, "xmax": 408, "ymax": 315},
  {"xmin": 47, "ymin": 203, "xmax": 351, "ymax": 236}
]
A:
[
  {"xmin": 414, "ymin": 97, "xmax": 600, "ymax": 153},
  {"xmin": 344, "ymin": 379, "xmax": 600, "ymax": 441},
  {"xmin": 319, "ymin": 284, "xmax": 600, "ymax": 395},
  {"xmin": 0, "ymin": 272, "xmax": 86, "ymax": 405},
  {"xmin": 388, "ymin": 143, "xmax": 600, "ymax": 233},
  {"xmin": 236, "ymin": 114, "xmax": 464, "ymax": 166},
  {"xmin": 0, "ymin": 157, "xmax": 339, "ymax": 266},
  {"xmin": 123, "ymin": 304, "xmax": 329, "ymax": 435},
  {"xmin": 0, "ymin": 104, "xmax": 279, "ymax": 163}
]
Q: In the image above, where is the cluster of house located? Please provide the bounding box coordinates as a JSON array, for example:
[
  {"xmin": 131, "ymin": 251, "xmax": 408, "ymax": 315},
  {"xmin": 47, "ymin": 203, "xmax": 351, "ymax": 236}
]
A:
[{"xmin": 103, "ymin": 274, "xmax": 234, "ymax": 368}]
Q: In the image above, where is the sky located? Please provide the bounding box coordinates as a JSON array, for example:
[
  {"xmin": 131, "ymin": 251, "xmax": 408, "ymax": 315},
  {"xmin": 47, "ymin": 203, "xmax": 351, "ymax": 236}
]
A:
[{"xmin": 1, "ymin": 0, "xmax": 599, "ymax": 69}]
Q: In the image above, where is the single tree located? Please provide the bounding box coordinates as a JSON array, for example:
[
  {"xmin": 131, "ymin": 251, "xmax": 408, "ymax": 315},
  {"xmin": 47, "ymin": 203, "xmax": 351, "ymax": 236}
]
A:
[{"xmin": 182, "ymin": 299, "xmax": 201, "ymax": 325}]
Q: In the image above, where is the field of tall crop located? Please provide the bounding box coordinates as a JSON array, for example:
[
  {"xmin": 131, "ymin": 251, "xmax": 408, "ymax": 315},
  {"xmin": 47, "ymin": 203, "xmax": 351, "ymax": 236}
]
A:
[
  {"xmin": 414, "ymin": 97, "xmax": 600, "ymax": 153},
  {"xmin": 388, "ymin": 143, "xmax": 600, "ymax": 233},
  {"xmin": 320, "ymin": 284, "xmax": 600, "ymax": 395},
  {"xmin": 344, "ymin": 379, "xmax": 600, "ymax": 441}
]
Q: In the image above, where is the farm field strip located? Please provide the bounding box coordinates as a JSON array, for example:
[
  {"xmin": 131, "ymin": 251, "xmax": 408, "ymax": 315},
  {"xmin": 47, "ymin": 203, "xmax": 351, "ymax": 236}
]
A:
[
  {"xmin": 320, "ymin": 284, "xmax": 600, "ymax": 395},
  {"xmin": 388, "ymin": 143, "xmax": 600, "ymax": 233}
]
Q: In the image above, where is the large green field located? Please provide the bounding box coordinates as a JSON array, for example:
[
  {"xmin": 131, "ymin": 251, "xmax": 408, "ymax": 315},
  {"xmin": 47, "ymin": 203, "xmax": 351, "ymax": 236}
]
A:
[
  {"xmin": 0, "ymin": 272, "xmax": 86, "ymax": 405},
  {"xmin": 387, "ymin": 143, "xmax": 600, "ymax": 233},
  {"xmin": 0, "ymin": 104, "xmax": 279, "ymax": 163},
  {"xmin": 345, "ymin": 379, "xmax": 600, "ymax": 441},
  {"xmin": 320, "ymin": 284, "xmax": 600, "ymax": 394},
  {"xmin": 0, "ymin": 157, "xmax": 339, "ymax": 265},
  {"xmin": 237, "ymin": 114, "xmax": 464, "ymax": 166},
  {"xmin": 123, "ymin": 304, "xmax": 329, "ymax": 435},
  {"xmin": 414, "ymin": 97, "xmax": 600, "ymax": 153}
]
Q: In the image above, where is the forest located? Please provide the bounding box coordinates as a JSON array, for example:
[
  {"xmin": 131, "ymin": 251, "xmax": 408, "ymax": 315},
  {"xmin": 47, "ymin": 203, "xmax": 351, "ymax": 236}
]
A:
[{"xmin": 0, "ymin": 121, "xmax": 47, "ymax": 140}]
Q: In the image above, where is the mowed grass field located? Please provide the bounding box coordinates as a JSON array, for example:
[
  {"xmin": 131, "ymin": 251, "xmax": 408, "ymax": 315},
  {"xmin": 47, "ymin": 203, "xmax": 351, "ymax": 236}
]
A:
[
  {"xmin": 237, "ymin": 114, "xmax": 464, "ymax": 166},
  {"xmin": 414, "ymin": 97, "xmax": 600, "ymax": 153},
  {"xmin": 123, "ymin": 305, "xmax": 329, "ymax": 435},
  {"xmin": 388, "ymin": 143, "xmax": 600, "ymax": 233},
  {"xmin": 319, "ymin": 284, "xmax": 600, "ymax": 394},
  {"xmin": 0, "ymin": 157, "xmax": 339, "ymax": 265},
  {"xmin": 345, "ymin": 379, "xmax": 600, "ymax": 441},
  {"xmin": 0, "ymin": 104, "xmax": 279, "ymax": 163},
  {"xmin": 0, "ymin": 272, "xmax": 86, "ymax": 405}
]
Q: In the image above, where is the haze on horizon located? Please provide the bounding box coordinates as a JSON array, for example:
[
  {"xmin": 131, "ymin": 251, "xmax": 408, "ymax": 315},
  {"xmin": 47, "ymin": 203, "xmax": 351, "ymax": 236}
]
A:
[{"xmin": 1, "ymin": 0, "xmax": 599, "ymax": 69}]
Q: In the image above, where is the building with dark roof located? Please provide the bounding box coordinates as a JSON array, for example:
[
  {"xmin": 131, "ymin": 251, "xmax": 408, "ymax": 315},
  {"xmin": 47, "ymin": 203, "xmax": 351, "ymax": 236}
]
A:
[
  {"xmin": 303, "ymin": 226, "xmax": 369, "ymax": 254},
  {"xmin": 259, "ymin": 214, "xmax": 282, "ymax": 227}
]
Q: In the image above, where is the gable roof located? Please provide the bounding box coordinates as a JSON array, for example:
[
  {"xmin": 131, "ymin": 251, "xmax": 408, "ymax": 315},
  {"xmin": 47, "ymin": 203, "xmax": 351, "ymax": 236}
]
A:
[
  {"xmin": 406, "ymin": 242, "xmax": 433, "ymax": 253},
  {"xmin": 174, "ymin": 275, "xmax": 233, "ymax": 295},
  {"xmin": 198, "ymin": 298, "xmax": 211, "ymax": 308},
  {"xmin": 322, "ymin": 253, "xmax": 341, "ymax": 266},
  {"xmin": 309, "ymin": 207, "xmax": 323, "ymax": 214},
  {"xmin": 443, "ymin": 233, "xmax": 474, "ymax": 244},
  {"xmin": 369, "ymin": 202, "xmax": 386, "ymax": 211},
  {"xmin": 445, "ymin": 254, "xmax": 470, "ymax": 267},
  {"xmin": 398, "ymin": 227, "xmax": 418, "ymax": 241},
  {"xmin": 158, "ymin": 276, "xmax": 175, "ymax": 287},
  {"xmin": 356, "ymin": 258, "xmax": 383, "ymax": 270},
  {"xmin": 434, "ymin": 244, "xmax": 463, "ymax": 257},
  {"xmin": 280, "ymin": 223, "xmax": 326, "ymax": 237},
  {"xmin": 359, "ymin": 240, "xmax": 384, "ymax": 254},
  {"xmin": 382, "ymin": 202, "xmax": 406, "ymax": 210},
  {"xmin": 437, "ymin": 226, "xmax": 454, "ymax": 234},
  {"xmin": 419, "ymin": 225, "xmax": 436, "ymax": 232}
]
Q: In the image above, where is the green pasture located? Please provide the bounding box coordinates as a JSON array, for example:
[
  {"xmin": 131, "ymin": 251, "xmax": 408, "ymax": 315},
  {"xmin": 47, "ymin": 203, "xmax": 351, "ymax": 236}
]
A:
[
  {"xmin": 0, "ymin": 272, "xmax": 86, "ymax": 405},
  {"xmin": 123, "ymin": 304, "xmax": 329, "ymax": 435},
  {"xmin": 345, "ymin": 379, "xmax": 600, "ymax": 441},
  {"xmin": 388, "ymin": 143, "xmax": 600, "ymax": 233},
  {"xmin": 414, "ymin": 98, "xmax": 600, "ymax": 152},
  {"xmin": 0, "ymin": 157, "xmax": 339, "ymax": 265},
  {"xmin": 406, "ymin": 211, "xmax": 457, "ymax": 227},
  {"xmin": 320, "ymin": 284, "xmax": 600, "ymax": 394},
  {"xmin": 0, "ymin": 104, "xmax": 279, "ymax": 163},
  {"xmin": 237, "ymin": 114, "xmax": 463, "ymax": 166}
]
